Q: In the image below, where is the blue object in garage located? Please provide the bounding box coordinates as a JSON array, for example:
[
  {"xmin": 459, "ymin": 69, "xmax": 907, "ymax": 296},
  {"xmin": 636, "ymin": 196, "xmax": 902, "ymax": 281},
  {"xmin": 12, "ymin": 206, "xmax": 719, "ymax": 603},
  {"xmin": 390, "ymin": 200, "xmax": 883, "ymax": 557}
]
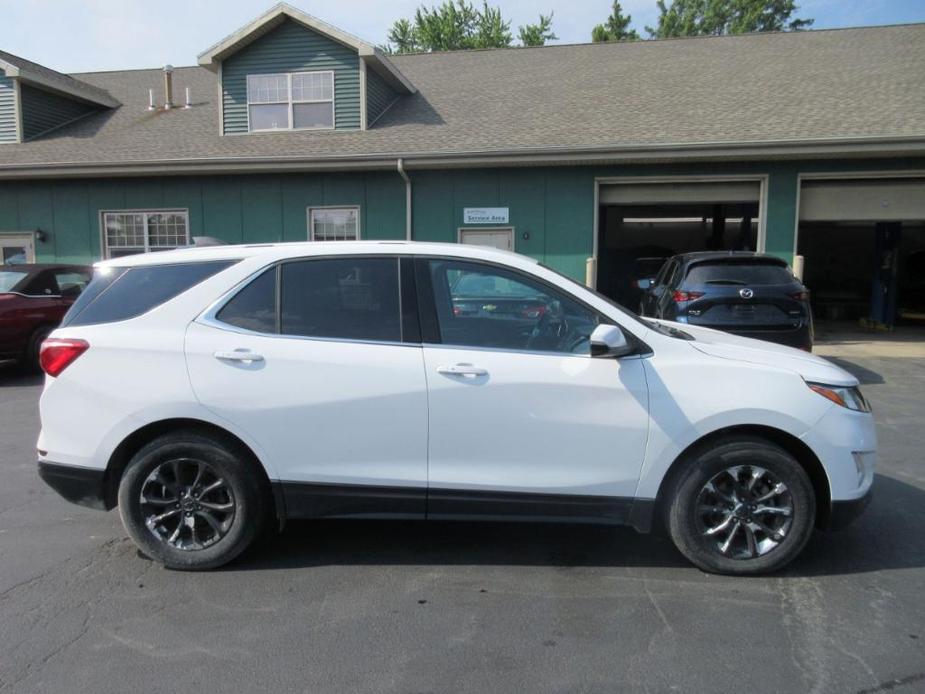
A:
[{"xmin": 870, "ymin": 222, "xmax": 902, "ymax": 327}]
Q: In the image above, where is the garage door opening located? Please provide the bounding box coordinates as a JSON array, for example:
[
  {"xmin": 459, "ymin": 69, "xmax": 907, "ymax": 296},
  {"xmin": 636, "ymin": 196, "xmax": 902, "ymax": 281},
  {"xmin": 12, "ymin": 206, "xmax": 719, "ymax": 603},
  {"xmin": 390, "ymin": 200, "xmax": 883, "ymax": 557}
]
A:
[
  {"xmin": 596, "ymin": 180, "xmax": 762, "ymax": 310},
  {"xmin": 797, "ymin": 178, "xmax": 925, "ymax": 330}
]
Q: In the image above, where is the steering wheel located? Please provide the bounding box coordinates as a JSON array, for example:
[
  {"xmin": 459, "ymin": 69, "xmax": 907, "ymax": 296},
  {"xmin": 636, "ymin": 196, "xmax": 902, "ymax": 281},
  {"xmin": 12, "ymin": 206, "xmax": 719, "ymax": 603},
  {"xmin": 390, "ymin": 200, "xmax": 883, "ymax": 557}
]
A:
[{"xmin": 526, "ymin": 301, "xmax": 568, "ymax": 351}]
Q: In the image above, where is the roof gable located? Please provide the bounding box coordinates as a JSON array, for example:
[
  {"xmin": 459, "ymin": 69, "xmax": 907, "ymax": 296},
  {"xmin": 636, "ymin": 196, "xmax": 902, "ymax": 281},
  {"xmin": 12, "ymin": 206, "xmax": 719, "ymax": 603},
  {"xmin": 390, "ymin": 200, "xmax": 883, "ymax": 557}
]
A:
[
  {"xmin": 197, "ymin": 3, "xmax": 415, "ymax": 94},
  {"xmin": 0, "ymin": 50, "xmax": 119, "ymax": 108}
]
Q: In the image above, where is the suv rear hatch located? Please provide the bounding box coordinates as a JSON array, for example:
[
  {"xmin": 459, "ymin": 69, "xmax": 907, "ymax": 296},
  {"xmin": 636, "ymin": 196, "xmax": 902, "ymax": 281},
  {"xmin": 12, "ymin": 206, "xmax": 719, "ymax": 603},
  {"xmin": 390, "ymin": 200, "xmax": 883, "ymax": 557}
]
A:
[{"xmin": 680, "ymin": 259, "xmax": 807, "ymax": 332}]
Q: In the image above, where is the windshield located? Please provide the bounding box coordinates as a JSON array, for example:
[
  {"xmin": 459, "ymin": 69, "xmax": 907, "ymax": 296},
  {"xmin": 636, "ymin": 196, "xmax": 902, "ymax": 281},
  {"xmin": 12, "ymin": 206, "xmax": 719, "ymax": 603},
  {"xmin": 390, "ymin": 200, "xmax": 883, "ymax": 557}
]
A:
[
  {"xmin": 0, "ymin": 271, "xmax": 27, "ymax": 292},
  {"xmin": 539, "ymin": 263, "xmax": 695, "ymax": 341}
]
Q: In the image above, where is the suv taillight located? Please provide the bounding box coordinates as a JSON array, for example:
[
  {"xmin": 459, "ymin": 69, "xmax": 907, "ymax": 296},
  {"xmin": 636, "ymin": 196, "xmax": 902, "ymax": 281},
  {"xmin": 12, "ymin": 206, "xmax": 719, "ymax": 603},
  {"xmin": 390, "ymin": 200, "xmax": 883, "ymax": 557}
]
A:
[
  {"xmin": 39, "ymin": 338, "xmax": 89, "ymax": 377},
  {"xmin": 672, "ymin": 290, "xmax": 704, "ymax": 303}
]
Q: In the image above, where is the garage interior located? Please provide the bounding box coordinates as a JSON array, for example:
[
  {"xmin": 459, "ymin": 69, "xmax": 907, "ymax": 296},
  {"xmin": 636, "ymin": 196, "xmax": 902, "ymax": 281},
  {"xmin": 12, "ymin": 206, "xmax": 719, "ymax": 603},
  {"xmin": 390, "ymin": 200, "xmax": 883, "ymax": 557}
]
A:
[
  {"xmin": 596, "ymin": 180, "xmax": 760, "ymax": 310},
  {"xmin": 797, "ymin": 178, "xmax": 925, "ymax": 331}
]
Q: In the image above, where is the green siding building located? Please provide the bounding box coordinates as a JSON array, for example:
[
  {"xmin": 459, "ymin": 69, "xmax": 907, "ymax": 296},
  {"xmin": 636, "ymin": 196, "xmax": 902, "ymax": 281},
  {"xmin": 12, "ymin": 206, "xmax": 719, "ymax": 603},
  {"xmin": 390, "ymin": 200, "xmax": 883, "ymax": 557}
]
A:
[{"xmin": 1, "ymin": 3, "xmax": 924, "ymax": 319}]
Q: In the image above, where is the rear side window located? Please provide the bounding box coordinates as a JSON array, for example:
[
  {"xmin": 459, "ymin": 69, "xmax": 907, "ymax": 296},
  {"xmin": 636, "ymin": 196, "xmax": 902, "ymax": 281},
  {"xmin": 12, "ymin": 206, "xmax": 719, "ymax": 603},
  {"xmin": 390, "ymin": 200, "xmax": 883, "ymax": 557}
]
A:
[
  {"xmin": 685, "ymin": 261, "xmax": 794, "ymax": 286},
  {"xmin": 281, "ymin": 257, "xmax": 401, "ymax": 342},
  {"xmin": 62, "ymin": 261, "xmax": 234, "ymax": 327},
  {"xmin": 215, "ymin": 267, "xmax": 278, "ymax": 334}
]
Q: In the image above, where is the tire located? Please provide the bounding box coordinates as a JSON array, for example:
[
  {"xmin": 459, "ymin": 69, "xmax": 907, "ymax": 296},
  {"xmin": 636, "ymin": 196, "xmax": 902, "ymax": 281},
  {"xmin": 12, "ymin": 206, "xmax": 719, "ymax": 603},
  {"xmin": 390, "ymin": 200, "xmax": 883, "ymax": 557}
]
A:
[
  {"xmin": 21, "ymin": 324, "xmax": 54, "ymax": 373},
  {"xmin": 118, "ymin": 430, "xmax": 269, "ymax": 570},
  {"xmin": 665, "ymin": 437, "xmax": 816, "ymax": 576}
]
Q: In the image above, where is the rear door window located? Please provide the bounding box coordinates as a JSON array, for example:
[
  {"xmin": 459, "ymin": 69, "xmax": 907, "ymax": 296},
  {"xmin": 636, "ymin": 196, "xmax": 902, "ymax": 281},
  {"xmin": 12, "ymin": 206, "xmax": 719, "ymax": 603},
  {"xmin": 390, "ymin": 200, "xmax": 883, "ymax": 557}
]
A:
[
  {"xmin": 685, "ymin": 261, "xmax": 794, "ymax": 286},
  {"xmin": 280, "ymin": 257, "xmax": 401, "ymax": 342},
  {"xmin": 62, "ymin": 261, "xmax": 234, "ymax": 327}
]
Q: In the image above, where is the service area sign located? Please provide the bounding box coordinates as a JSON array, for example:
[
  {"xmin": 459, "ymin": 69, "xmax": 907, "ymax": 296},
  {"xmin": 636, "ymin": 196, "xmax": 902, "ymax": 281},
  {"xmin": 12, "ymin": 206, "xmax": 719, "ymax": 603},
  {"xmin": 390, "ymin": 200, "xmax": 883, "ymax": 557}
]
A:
[{"xmin": 463, "ymin": 207, "xmax": 509, "ymax": 224}]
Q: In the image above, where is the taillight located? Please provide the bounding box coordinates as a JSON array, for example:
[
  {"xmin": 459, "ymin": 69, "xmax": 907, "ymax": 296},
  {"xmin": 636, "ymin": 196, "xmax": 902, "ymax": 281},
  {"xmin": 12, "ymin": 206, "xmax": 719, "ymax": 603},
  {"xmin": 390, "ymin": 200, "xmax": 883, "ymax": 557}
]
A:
[
  {"xmin": 790, "ymin": 290, "xmax": 810, "ymax": 301},
  {"xmin": 521, "ymin": 304, "xmax": 547, "ymax": 319},
  {"xmin": 39, "ymin": 338, "xmax": 89, "ymax": 377},
  {"xmin": 672, "ymin": 290, "xmax": 704, "ymax": 302}
]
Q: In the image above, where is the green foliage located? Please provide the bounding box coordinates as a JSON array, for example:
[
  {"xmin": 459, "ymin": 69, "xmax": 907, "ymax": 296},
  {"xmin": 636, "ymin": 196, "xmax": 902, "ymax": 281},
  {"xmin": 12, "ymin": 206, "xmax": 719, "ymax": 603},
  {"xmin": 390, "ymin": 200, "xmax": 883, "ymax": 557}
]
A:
[
  {"xmin": 519, "ymin": 13, "xmax": 558, "ymax": 47},
  {"xmin": 592, "ymin": 2, "xmax": 640, "ymax": 43},
  {"xmin": 386, "ymin": 1, "xmax": 557, "ymax": 53},
  {"xmin": 646, "ymin": 0, "xmax": 814, "ymax": 38}
]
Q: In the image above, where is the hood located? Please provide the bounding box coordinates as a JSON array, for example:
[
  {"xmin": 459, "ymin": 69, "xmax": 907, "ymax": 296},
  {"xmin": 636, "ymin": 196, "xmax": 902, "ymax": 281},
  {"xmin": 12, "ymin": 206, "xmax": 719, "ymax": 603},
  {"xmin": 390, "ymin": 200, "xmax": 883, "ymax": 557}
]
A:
[{"xmin": 655, "ymin": 321, "xmax": 858, "ymax": 386}]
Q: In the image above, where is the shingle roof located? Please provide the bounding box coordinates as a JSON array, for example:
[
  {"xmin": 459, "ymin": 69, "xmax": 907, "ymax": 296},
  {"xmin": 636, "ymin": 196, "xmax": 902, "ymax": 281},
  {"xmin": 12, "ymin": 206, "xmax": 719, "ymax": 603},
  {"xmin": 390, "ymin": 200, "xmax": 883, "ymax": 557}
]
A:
[
  {"xmin": 0, "ymin": 50, "xmax": 119, "ymax": 108},
  {"xmin": 1, "ymin": 24, "xmax": 923, "ymax": 176}
]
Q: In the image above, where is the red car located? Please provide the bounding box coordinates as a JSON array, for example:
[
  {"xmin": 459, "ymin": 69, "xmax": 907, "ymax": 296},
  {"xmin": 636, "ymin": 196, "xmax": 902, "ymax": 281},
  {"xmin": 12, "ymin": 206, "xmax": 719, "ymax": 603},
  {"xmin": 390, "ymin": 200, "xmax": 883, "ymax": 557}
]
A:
[{"xmin": 0, "ymin": 264, "xmax": 92, "ymax": 370}]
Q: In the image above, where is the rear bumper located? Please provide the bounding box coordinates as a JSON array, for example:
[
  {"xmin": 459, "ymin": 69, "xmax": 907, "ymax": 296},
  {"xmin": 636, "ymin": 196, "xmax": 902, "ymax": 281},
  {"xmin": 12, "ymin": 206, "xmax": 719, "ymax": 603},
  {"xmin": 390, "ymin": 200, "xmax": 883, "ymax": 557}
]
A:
[{"xmin": 37, "ymin": 460, "xmax": 110, "ymax": 511}]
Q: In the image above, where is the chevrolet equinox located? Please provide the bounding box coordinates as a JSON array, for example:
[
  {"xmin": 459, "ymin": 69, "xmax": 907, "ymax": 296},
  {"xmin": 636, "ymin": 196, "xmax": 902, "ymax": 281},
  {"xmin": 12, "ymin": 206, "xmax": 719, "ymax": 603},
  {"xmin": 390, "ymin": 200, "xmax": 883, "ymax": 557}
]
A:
[{"xmin": 36, "ymin": 242, "xmax": 875, "ymax": 574}]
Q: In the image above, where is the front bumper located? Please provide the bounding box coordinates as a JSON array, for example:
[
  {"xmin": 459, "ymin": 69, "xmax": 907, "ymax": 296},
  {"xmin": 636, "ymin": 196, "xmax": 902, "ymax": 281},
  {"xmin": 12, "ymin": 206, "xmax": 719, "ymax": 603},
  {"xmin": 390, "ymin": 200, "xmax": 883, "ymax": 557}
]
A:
[{"xmin": 37, "ymin": 461, "xmax": 110, "ymax": 511}]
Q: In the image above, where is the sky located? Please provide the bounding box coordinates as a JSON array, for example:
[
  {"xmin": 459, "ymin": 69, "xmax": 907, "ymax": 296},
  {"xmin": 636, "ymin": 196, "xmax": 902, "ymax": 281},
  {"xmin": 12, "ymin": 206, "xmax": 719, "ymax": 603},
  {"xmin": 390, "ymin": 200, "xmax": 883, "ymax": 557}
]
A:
[{"xmin": 1, "ymin": 0, "xmax": 924, "ymax": 74}]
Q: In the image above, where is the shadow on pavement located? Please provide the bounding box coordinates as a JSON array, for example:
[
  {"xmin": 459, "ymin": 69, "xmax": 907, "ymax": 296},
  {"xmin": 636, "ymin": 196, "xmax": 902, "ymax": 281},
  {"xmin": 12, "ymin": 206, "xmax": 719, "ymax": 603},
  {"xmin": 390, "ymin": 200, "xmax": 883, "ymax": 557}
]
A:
[
  {"xmin": 236, "ymin": 474, "xmax": 924, "ymax": 578},
  {"xmin": 0, "ymin": 361, "xmax": 43, "ymax": 388},
  {"xmin": 823, "ymin": 357, "xmax": 886, "ymax": 385}
]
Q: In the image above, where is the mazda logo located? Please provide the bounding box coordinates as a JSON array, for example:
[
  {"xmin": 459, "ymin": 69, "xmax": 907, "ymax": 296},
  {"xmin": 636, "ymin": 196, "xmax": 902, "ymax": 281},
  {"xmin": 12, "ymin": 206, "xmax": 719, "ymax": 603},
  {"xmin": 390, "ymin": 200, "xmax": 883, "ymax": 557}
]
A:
[{"xmin": 739, "ymin": 288, "xmax": 754, "ymax": 299}]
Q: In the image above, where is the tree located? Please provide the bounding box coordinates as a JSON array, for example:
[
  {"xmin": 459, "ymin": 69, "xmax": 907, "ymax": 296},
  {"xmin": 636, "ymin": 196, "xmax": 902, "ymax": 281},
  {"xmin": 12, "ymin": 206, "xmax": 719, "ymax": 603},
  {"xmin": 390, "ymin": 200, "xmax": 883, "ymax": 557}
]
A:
[
  {"xmin": 386, "ymin": 1, "xmax": 557, "ymax": 53},
  {"xmin": 519, "ymin": 13, "xmax": 558, "ymax": 47},
  {"xmin": 387, "ymin": 18, "xmax": 420, "ymax": 54},
  {"xmin": 646, "ymin": 0, "xmax": 813, "ymax": 39},
  {"xmin": 592, "ymin": 2, "xmax": 640, "ymax": 43}
]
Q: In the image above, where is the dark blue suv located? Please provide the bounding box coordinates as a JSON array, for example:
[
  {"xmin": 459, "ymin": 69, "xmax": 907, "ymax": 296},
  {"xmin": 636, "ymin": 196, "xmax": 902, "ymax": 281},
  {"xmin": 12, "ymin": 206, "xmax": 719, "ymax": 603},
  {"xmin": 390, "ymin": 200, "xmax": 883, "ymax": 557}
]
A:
[{"xmin": 639, "ymin": 252, "xmax": 814, "ymax": 350}]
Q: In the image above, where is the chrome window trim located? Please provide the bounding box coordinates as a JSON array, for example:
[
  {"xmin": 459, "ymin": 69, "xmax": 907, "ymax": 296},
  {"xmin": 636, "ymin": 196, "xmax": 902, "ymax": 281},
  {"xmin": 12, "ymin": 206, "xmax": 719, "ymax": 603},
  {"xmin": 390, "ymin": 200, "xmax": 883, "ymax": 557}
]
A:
[
  {"xmin": 196, "ymin": 252, "xmax": 652, "ymax": 357},
  {"xmin": 0, "ymin": 291, "xmax": 63, "ymax": 299}
]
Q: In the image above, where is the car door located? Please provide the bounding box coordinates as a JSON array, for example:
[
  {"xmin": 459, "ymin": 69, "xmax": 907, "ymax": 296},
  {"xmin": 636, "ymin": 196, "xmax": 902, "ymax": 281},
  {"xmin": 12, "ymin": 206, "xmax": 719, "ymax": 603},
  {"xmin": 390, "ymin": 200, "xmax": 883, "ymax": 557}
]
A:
[
  {"xmin": 417, "ymin": 257, "xmax": 650, "ymax": 523},
  {"xmin": 653, "ymin": 260, "xmax": 681, "ymax": 318},
  {"xmin": 642, "ymin": 260, "xmax": 671, "ymax": 317},
  {"xmin": 185, "ymin": 255, "xmax": 428, "ymax": 518}
]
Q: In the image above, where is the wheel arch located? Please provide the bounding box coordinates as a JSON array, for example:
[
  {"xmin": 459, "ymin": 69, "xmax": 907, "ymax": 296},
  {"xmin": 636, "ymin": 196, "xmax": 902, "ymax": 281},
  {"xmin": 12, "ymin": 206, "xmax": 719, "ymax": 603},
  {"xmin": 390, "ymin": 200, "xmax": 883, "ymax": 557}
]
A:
[
  {"xmin": 102, "ymin": 418, "xmax": 284, "ymax": 524},
  {"xmin": 652, "ymin": 424, "xmax": 832, "ymax": 531}
]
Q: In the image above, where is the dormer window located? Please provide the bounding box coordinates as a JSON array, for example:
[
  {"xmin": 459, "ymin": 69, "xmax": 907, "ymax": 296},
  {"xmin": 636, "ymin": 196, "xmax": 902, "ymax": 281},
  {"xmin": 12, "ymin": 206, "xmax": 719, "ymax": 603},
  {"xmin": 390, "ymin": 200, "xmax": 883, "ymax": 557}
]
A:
[{"xmin": 246, "ymin": 71, "xmax": 334, "ymax": 132}]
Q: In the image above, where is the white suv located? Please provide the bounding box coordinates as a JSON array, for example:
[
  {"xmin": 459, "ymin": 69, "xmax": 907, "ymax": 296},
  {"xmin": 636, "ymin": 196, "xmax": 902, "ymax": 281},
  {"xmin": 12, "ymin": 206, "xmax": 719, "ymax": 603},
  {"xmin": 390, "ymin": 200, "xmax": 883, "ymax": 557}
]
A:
[{"xmin": 36, "ymin": 242, "xmax": 875, "ymax": 574}]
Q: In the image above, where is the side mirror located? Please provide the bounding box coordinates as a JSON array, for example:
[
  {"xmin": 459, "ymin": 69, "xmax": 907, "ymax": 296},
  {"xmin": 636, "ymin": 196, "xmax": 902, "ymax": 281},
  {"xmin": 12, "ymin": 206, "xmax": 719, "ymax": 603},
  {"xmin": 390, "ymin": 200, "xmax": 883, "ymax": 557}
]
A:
[{"xmin": 590, "ymin": 324, "xmax": 633, "ymax": 358}]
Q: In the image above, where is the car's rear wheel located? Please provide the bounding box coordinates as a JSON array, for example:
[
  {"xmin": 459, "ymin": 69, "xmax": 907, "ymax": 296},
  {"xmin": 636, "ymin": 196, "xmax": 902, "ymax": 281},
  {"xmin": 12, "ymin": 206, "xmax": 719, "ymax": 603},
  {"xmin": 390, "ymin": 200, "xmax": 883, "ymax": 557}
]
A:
[
  {"xmin": 118, "ymin": 431, "xmax": 268, "ymax": 570},
  {"xmin": 22, "ymin": 324, "xmax": 54, "ymax": 372},
  {"xmin": 665, "ymin": 437, "xmax": 816, "ymax": 575}
]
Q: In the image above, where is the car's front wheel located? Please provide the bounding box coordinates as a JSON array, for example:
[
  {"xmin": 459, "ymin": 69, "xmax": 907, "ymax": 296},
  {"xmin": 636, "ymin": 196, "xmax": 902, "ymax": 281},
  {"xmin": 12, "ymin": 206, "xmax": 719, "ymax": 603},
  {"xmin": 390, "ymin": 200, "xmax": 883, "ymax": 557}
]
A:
[
  {"xmin": 118, "ymin": 430, "xmax": 268, "ymax": 570},
  {"xmin": 665, "ymin": 437, "xmax": 816, "ymax": 575}
]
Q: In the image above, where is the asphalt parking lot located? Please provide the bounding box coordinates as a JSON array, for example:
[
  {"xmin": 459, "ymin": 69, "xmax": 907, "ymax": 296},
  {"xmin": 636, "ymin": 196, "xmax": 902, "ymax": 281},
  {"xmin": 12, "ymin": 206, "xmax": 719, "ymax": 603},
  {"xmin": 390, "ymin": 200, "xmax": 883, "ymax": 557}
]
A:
[{"xmin": 1, "ymin": 342, "xmax": 924, "ymax": 694}]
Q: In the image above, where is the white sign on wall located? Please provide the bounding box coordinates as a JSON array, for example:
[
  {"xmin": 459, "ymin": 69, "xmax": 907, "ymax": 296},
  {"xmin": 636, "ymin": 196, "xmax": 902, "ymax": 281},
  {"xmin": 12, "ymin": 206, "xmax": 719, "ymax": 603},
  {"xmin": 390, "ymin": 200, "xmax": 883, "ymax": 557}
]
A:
[{"xmin": 463, "ymin": 207, "xmax": 509, "ymax": 224}]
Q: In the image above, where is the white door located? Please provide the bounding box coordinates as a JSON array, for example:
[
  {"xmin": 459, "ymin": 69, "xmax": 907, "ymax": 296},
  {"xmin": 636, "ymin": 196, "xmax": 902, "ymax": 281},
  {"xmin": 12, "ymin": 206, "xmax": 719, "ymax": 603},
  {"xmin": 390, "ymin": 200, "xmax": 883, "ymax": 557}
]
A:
[
  {"xmin": 185, "ymin": 256, "xmax": 428, "ymax": 517},
  {"xmin": 419, "ymin": 257, "xmax": 650, "ymax": 521},
  {"xmin": 459, "ymin": 228, "xmax": 514, "ymax": 251},
  {"xmin": 0, "ymin": 234, "xmax": 36, "ymax": 265}
]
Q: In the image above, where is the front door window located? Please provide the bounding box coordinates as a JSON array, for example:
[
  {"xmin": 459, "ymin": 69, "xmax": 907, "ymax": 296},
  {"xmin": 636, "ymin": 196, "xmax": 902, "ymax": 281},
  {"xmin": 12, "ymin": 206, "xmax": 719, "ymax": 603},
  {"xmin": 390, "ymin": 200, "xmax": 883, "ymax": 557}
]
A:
[{"xmin": 427, "ymin": 259, "xmax": 602, "ymax": 355}]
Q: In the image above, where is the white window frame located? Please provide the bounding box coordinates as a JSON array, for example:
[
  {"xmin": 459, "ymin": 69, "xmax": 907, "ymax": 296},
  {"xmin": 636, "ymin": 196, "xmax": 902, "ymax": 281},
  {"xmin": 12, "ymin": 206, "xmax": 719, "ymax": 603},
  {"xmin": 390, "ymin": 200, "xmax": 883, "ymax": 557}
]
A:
[
  {"xmin": 247, "ymin": 71, "xmax": 335, "ymax": 133},
  {"xmin": 100, "ymin": 209, "xmax": 190, "ymax": 259},
  {"xmin": 458, "ymin": 227, "xmax": 515, "ymax": 251},
  {"xmin": 308, "ymin": 206, "xmax": 361, "ymax": 241}
]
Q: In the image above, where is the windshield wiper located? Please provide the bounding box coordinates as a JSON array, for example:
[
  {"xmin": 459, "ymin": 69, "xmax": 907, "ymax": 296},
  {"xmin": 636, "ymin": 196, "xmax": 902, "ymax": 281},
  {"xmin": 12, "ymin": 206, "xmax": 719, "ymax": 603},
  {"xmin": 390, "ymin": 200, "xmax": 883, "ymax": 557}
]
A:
[{"xmin": 645, "ymin": 319, "xmax": 695, "ymax": 340}]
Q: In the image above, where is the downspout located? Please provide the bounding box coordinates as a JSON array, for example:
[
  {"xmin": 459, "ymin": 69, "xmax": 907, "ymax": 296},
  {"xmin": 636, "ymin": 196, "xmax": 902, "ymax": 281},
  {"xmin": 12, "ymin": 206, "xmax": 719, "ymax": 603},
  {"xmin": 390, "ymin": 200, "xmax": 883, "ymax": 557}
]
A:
[{"xmin": 397, "ymin": 158, "xmax": 412, "ymax": 241}]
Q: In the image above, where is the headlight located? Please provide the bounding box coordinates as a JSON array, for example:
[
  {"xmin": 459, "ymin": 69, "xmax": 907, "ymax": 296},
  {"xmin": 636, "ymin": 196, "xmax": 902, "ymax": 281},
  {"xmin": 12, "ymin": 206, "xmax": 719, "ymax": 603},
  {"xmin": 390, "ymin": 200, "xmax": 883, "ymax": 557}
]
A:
[{"xmin": 807, "ymin": 382, "xmax": 872, "ymax": 412}]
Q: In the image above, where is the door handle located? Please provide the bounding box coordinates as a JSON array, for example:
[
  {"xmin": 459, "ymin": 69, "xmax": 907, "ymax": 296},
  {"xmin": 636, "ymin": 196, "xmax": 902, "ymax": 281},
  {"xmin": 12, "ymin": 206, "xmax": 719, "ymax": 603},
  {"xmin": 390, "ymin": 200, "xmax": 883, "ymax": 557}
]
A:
[
  {"xmin": 214, "ymin": 350, "xmax": 264, "ymax": 363},
  {"xmin": 437, "ymin": 363, "xmax": 488, "ymax": 377}
]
